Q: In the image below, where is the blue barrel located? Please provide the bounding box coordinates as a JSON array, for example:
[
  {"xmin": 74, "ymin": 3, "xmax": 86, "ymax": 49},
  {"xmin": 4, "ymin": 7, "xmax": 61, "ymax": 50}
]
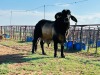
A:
[
  {"xmin": 6, "ymin": 35, "xmax": 10, "ymax": 38},
  {"xmin": 88, "ymin": 40, "xmax": 94, "ymax": 44},
  {"xmin": 74, "ymin": 43, "xmax": 82, "ymax": 51},
  {"xmin": 4, "ymin": 34, "xmax": 10, "ymax": 38},
  {"xmin": 67, "ymin": 41, "xmax": 73, "ymax": 50},
  {"xmin": 97, "ymin": 41, "xmax": 100, "ymax": 47},
  {"xmin": 26, "ymin": 36, "xmax": 33, "ymax": 42},
  {"xmin": 74, "ymin": 43, "xmax": 87, "ymax": 51}
]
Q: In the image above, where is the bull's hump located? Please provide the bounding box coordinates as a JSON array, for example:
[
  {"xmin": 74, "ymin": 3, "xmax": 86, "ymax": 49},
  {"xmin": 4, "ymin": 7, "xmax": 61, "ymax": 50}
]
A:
[{"xmin": 42, "ymin": 23, "xmax": 54, "ymax": 40}]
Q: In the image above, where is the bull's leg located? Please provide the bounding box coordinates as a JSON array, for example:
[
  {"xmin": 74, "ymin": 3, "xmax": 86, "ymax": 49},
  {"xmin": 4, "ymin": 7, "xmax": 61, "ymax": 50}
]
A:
[
  {"xmin": 35, "ymin": 44, "xmax": 37, "ymax": 51},
  {"xmin": 54, "ymin": 41, "xmax": 58, "ymax": 57},
  {"xmin": 47, "ymin": 43, "xmax": 50, "ymax": 47},
  {"xmin": 32, "ymin": 38, "xmax": 38, "ymax": 54},
  {"xmin": 61, "ymin": 44, "xmax": 65, "ymax": 58},
  {"xmin": 40, "ymin": 40, "xmax": 46, "ymax": 55}
]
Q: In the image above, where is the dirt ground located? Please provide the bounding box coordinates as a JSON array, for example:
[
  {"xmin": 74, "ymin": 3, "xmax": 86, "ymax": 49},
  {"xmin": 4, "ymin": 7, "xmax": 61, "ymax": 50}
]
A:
[
  {"xmin": 0, "ymin": 44, "xmax": 100, "ymax": 75},
  {"xmin": 0, "ymin": 44, "xmax": 100, "ymax": 64},
  {"xmin": 0, "ymin": 45, "xmax": 21, "ymax": 55},
  {"xmin": 0, "ymin": 44, "xmax": 31, "ymax": 75},
  {"xmin": 0, "ymin": 44, "xmax": 53, "ymax": 75}
]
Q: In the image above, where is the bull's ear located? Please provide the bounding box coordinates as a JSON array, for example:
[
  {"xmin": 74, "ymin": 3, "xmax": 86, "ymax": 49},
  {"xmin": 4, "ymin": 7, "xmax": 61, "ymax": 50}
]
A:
[
  {"xmin": 55, "ymin": 12, "xmax": 62, "ymax": 20},
  {"xmin": 71, "ymin": 15, "xmax": 77, "ymax": 22}
]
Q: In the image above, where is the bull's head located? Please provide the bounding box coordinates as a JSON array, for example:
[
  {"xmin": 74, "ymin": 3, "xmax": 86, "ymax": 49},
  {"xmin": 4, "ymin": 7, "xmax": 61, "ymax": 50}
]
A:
[{"xmin": 55, "ymin": 9, "xmax": 77, "ymax": 24}]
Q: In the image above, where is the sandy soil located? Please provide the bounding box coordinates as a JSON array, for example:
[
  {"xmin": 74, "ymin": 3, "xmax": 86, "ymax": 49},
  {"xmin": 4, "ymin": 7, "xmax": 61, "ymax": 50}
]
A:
[
  {"xmin": 0, "ymin": 44, "xmax": 100, "ymax": 75},
  {"xmin": 0, "ymin": 45, "xmax": 31, "ymax": 75}
]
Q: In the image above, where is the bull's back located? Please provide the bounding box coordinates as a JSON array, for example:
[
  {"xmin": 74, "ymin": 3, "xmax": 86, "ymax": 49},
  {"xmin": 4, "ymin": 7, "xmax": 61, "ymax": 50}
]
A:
[
  {"xmin": 42, "ymin": 22, "xmax": 55, "ymax": 40},
  {"xmin": 34, "ymin": 19, "xmax": 55, "ymax": 40}
]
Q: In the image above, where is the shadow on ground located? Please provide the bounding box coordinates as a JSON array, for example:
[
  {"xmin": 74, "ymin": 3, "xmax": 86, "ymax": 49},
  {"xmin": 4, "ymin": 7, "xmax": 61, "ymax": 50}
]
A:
[
  {"xmin": 0, "ymin": 54, "xmax": 51, "ymax": 64},
  {"xmin": 57, "ymin": 48, "xmax": 81, "ymax": 53},
  {"xmin": 0, "ymin": 54, "xmax": 26, "ymax": 64}
]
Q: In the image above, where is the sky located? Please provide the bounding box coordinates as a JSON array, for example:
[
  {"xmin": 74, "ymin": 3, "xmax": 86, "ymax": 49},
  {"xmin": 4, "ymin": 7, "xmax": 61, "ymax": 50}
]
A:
[{"xmin": 0, "ymin": 0, "xmax": 100, "ymax": 26}]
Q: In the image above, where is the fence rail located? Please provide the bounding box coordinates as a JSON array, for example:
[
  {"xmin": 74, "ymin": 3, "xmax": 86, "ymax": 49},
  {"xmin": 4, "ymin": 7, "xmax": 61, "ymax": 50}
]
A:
[
  {"xmin": 1, "ymin": 24, "xmax": 100, "ymax": 53},
  {"xmin": 0, "ymin": 25, "xmax": 35, "ymax": 41},
  {"xmin": 0, "ymin": 24, "xmax": 100, "ymax": 42}
]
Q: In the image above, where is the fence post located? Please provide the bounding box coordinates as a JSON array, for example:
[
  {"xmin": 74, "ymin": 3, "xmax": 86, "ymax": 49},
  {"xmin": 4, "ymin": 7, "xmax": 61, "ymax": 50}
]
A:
[
  {"xmin": 0, "ymin": 26, "xmax": 2, "ymax": 34},
  {"xmin": 20, "ymin": 26, "xmax": 22, "ymax": 41}
]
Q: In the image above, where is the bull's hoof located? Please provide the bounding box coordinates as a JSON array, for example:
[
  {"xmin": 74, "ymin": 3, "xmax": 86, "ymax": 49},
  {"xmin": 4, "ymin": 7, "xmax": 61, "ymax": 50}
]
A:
[
  {"xmin": 32, "ymin": 52, "xmax": 34, "ymax": 54},
  {"xmin": 32, "ymin": 51, "xmax": 35, "ymax": 54},
  {"xmin": 42, "ymin": 52, "xmax": 47, "ymax": 55},
  {"xmin": 61, "ymin": 55, "xmax": 65, "ymax": 58},
  {"xmin": 54, "ymin": 56, "xmax": 58, "ymax": 58},
  {"xmin": 54, "ymin": 54, "xmax": 58, "ymax": 58}
]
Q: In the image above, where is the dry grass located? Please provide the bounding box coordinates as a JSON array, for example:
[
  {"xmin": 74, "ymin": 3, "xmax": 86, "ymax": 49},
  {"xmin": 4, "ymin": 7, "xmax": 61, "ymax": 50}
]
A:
[{"xmin": 0, "ymin": 40, "xmax": 100, "ymax": 75}]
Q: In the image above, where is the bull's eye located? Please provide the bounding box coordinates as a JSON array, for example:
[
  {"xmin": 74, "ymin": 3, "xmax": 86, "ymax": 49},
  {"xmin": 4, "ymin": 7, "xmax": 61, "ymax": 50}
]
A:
[
  {"xmin": 64, "ymin": 18, "xmax": 69, "ymax": 23},
  {"xmin": 65, "ymin": 18, "xmax": 68, "ymax": 20}
]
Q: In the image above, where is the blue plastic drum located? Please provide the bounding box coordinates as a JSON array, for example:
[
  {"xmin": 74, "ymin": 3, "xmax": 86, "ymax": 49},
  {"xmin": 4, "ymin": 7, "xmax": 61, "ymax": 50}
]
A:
[
  {"xmin": 4, "ymin": 34, "xmax": 10, "ymax": 38},
  {"xmin": 6, "ymin": 35, "xmax": 10, "ymax": 38},
  {"xmin": 74, "ymin": 43, "xmax": 82, "ymax": 51},
  {"xmin": 74, "ymin": 43, "xmax": 87, "ymax": 51},
  {"xmin": 67, "ymin": 41, "xmax": 73, "ymax": 50},
  {"xmin": 26, "ymin": 36, "xmax": 33, "ymax": 42},
  {"xmin": 97, "ymin": 41, "xmax": 100, "ymax": 47},
  {"xmin": 88, "ymin": 40, "xmax": 94, "ymax": 44}
]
